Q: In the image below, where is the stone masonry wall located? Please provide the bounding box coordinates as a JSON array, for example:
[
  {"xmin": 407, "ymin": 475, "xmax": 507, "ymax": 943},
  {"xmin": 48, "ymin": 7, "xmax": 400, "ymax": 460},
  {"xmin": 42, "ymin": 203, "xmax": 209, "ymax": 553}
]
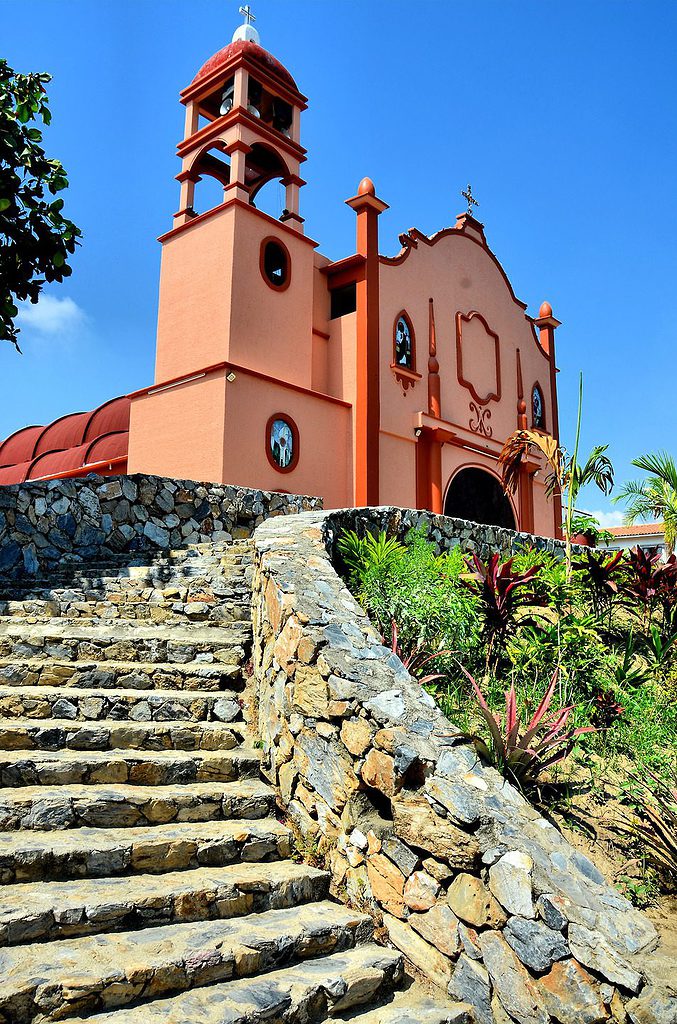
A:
[
  {"xmin": 252, "ymin": 509, "xmax": 676, "ymax": 1024},
  {"xmin": 324, "ymin": 506, "xmax": 570, "ymax": 562},
  {"xmin": 0, "ymin": 473, "xmax": 322, "ymax": 577}
]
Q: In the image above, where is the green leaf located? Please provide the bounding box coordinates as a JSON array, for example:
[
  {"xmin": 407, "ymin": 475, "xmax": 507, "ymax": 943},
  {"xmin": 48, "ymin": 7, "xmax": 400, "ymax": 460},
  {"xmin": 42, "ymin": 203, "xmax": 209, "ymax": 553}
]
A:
[
  {"xmin": 52, "ymin": 251, "xmax": 65, "ymax": 267},
  {"xmin": 0, "ymin": 198, "xmax": 10, "ymax": 212}
]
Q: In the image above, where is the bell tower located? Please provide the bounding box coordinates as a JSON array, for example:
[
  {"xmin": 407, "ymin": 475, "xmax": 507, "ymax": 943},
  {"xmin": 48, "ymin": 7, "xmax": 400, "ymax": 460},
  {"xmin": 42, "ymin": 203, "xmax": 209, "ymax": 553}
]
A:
[
  {"xmin": 174, "ymin": 6, "xmax": 307, "ymax": 231},
  {"xmin": 128, "ymin": 11, "xmax": 321, "ymax": 486}
]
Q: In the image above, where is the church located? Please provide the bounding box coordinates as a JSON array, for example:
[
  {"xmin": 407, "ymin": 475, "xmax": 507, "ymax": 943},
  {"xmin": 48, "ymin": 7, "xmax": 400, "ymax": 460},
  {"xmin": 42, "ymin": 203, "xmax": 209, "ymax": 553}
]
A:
[{"xmin": 0, "ymin": 12, "xmax": 562, "ymax": 537}]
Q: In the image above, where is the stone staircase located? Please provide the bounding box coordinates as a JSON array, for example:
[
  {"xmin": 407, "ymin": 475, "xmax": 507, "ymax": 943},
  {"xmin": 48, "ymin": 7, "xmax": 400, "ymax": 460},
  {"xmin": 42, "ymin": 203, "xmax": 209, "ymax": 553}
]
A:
[{"xmin": 0, "ymin": 539, "xmax": 467, "ymax": 1024}]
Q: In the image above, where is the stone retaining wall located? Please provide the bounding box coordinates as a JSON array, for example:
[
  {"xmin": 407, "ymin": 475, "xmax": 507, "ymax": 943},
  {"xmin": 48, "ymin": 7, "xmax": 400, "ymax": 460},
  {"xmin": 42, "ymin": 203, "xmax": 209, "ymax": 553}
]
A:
[
  {"xmin": 252, "ymin": 509, "xmax": 676, "ymax": 1024},
  {"xmin": 324, "ymin": 506, "xmax": 570, "ymax": 562},
  {"xmin": 0, "ymin": 473, "xmax": 322, "ymax": 577}
]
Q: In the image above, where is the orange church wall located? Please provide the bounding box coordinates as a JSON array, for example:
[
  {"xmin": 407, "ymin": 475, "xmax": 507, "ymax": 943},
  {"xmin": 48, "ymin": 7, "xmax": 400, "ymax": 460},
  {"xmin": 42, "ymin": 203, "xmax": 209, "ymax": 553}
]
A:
[
  {"xmin": 227, "ymin": 206, "xmax": 317, "ymax": 389},
  {"xmin": 378, "ymin": 231, "xmax": 553, "ymax": 444},
  {"xmin": 128, "ymin": 371, "xmax": 227, "ymax": 482},
  {"xmin": 155, "ymin": 205, "xmax": 236, "ymax": 383},
  {"xmin": 377, "ymin": 226, "xmax": 558, "ymax": 533},
  {"xmin": 128, "ymin": 365, "xmax": 352, "ymax": 508},
  {"xmin": 379, "ymin": 433, "xmax": 417, "ymax": 508},
  {"xmin": 154, "ymin": 201, "xmax": 318, "ymax": 392},
  {"xmin": 532, "ymin": 479, "xmax": 555, "ymax": 537},
  {"xmin": 221, "ymin": 372, "xmax": 352, "ymax": 508}
]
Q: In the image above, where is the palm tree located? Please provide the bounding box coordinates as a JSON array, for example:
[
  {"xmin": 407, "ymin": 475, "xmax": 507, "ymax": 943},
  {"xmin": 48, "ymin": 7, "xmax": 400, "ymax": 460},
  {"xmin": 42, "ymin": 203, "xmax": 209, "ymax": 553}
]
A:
[
  {"xmin": 498, "ymin": 374, "xmax": 614, "ymax": 577},
  {"xmin": 613, "ymin": 452, "xmax": 677, "ymax": 557}
]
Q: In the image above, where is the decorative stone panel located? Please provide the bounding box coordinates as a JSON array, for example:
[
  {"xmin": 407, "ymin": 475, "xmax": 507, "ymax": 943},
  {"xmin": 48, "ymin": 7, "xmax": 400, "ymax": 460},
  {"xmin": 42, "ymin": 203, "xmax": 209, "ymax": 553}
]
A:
[{"xmin": 252, "ymin": 509, "xmax": 676, "ymax": 1024}]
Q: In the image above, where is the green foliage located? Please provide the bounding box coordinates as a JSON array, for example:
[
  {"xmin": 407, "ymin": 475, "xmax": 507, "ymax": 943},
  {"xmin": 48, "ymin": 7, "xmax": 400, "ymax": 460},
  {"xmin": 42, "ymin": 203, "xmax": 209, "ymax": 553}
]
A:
[
  {"xmin": 616, "ymin": 770, "xmax": 677, "ymax": 880},
  {"xmin": 339, "ymin": 519, "xmax": 677, "ymax": 802},
  {"xmin": 339, "ymin": 527, "xmax": 480, "ymax": 665},
  {"xmin": 568, "ymin": 513, "xmax": 614, "ymax": 546},
  {"xmin": 0, "ymin": 58, "xmax": 81, "ymax": 351},
  {"xmin": 337, "ymin": 530, "xmax": 404, "ymax": 588}
]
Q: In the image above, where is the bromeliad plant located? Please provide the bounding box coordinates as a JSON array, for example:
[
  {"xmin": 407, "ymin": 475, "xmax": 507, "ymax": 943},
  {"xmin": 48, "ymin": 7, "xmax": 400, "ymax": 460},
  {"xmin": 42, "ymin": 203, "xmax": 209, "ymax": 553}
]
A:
[
  {"xmin": 461, "ymin": 666, "xmax": 597, "ymax": 788},
  {"xmin": 463, "ymin": 552, "xmax": 546, "ymax": 671},
  {"xmin": 389, "ymin": 620, "xmax": 451, "ymax": 685}
]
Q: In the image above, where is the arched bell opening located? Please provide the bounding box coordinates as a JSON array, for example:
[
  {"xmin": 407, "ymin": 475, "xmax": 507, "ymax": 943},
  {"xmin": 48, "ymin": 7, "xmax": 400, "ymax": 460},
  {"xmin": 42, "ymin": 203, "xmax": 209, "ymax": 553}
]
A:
[
  {"xmin": 187, "ymin": 145, "xmax": 232, "ymax": 216},
  {"xmin": 444, "ymin": 466, "xmax": 516, "ymax": 530},
  {"xmin": 246, "ymin": 143, "xmax": 291, "ymax": 220}
]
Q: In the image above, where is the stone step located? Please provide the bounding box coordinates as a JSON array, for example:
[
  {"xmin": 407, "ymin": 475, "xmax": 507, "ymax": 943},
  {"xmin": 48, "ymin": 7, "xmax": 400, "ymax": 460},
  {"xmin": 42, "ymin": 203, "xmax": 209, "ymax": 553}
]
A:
[
  {"xmin": 71, "ymin": 943, "xmax": 404, "ymax": 1024},
  {"xmin": 0, "ymin": 620, "xmax": 252, "ymax": 663},
  {"xmin": 353, "ymin": 992, "xmax": 474, "ymax": 1024},
  {"xmin": 0, "ymin": 817, "xmax": 291, "ymax": 883},
  {"xmin": 0, "ymin": 860, "xmax": 330, "ymax": 944},
  {"xmin": 0, "ymin": 564, "xmax": 251, "ymax": 590},
  {"xmin": 0, "ymin": 778, "xmax": 276, "ymax": 830},
  {"xmin": 35, "ymin": 542, "xmax": 253, "ymax": 568},
  {"xmin": 0, "ymin": 746, "xmax": 261, "ymax": 788},
  {"xmin": 0, "ymin": 718, "xmax": 248, "ymax": 753},
  {"xmin": 0, "ymin": 596, "xmax": 250, "ymax": 625},
  {"xmin": 0, "ymin": 901, "xmax": 372, "ymax": 1023},
  {"xmin": 0, "ymin": 658, "xmax": 244, "ymax": 691},
  {"xmin": 0, "ymin": 685, "xmax": 244, "ymax": 722}
]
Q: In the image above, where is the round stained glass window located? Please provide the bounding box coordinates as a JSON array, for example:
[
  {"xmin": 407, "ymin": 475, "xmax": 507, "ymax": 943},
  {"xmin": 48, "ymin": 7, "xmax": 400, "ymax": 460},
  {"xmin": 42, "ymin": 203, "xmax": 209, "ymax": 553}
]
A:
[{"xmin": 266, "ymin": 415, "xmax": 299, "ymax": 473}]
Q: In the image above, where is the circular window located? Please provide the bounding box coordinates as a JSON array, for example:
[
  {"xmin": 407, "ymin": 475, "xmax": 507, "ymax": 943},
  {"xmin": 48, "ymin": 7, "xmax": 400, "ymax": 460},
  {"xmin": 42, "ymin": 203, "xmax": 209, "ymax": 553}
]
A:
[
  {"xmin": 265, "ymin": 413, "xmax": 299, "ymax": 473},
  {"xmin": 260, "ymin": 237, "xmax": 291, "ymax": 290}
]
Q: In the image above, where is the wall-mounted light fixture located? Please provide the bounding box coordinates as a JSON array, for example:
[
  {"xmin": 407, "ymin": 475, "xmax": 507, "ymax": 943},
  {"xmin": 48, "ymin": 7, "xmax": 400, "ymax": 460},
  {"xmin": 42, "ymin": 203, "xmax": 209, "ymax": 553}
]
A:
[{"xmin": 226, "ymin": 372, "xmax": 237, "ymax": 383}]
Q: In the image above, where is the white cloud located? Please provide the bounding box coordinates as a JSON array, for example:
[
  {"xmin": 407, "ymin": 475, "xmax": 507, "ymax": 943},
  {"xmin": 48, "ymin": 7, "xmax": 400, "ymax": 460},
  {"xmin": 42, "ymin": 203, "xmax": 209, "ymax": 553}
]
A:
[
  {"xmin": 587, "ymin": 509, "xmax": 625, "ymax": 529},
  {"xmin": 17, "ymin": 295, "xmax": 87, "ymax": 336}
]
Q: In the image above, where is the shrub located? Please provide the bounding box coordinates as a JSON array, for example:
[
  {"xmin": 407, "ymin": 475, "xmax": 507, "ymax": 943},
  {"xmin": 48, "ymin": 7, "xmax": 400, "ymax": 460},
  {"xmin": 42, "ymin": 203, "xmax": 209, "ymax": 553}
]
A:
[
  {"xmin": 463, "ymin": 553, "xmax": 547, "ymax": 671},
  {"xmin": 339, "ymin": 528, "xmax": 480, "ymax": 664}
]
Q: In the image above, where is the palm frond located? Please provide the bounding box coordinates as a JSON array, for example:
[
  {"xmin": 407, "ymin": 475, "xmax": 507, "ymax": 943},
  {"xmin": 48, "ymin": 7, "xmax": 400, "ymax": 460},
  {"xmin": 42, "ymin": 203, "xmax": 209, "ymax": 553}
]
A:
[{"xmin": 631, "ymin": 451, "xmax": 677, "ymax": 491}]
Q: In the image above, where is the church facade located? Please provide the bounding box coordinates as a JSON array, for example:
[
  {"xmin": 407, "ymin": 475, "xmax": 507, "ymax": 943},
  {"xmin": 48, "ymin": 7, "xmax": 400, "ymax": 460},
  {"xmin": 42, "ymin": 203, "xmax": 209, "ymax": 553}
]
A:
[{"xmin": 0, "ymin": 17, "xmax": 562, "ymax": 537}]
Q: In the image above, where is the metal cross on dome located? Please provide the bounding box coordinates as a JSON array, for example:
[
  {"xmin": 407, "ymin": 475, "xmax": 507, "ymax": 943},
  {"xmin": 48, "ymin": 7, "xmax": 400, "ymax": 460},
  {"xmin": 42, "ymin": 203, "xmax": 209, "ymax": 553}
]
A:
[
  {"xmin": 462, "ymin": 183, "xmax": 479, "ymax": 217},
  {"xmin": 239, "ymin": 4, "xmax": 256, "ymax": 25}
]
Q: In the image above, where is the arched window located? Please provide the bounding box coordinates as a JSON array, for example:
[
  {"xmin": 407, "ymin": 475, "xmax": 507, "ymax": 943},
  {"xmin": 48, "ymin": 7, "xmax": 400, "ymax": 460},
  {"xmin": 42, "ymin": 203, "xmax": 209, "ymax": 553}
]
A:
[
  {"xmin": 393, "ymin": 312, "xmax": 415, "ymax": 371},
  {"xmin": 532, "ymin": 384, "xmax": 546, "ymax": 430}
]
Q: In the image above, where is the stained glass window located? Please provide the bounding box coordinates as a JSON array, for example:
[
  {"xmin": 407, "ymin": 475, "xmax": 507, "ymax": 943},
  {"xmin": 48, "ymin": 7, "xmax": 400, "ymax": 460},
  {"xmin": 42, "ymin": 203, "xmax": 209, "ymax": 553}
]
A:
[
  {"xmin": 394, "ymin": 316, "xmax": 413, "ymax": 368},
  {"xmin": 532, "ymin": 386, "xmax": 545, "ymax": 430},
  {"xmin": 270, "ymin": 418, "xmax": 294, "ymax": 469}
]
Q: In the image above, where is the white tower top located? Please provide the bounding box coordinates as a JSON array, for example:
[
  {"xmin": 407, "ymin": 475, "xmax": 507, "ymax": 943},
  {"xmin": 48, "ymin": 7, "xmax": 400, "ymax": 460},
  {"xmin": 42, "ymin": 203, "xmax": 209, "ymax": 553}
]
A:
[{"xmin": 232, "ymin": 4, "xmax": 260, "ymax": 44}]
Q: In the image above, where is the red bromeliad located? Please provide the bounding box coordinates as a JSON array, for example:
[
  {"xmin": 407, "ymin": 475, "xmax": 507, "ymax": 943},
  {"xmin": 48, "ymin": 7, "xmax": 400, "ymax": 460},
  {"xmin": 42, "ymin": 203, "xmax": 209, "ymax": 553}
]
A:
[{"xmin": 461, "ymin": 666, "xmax": 597, "ymax": 787}]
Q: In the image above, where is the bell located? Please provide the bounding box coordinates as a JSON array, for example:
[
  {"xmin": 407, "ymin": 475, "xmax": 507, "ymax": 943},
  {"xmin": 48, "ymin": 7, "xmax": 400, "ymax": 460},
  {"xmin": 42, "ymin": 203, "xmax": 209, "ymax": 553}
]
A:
[{"xmin": 219, "ymin": 86, "xmax": 234, "ymax": 116}]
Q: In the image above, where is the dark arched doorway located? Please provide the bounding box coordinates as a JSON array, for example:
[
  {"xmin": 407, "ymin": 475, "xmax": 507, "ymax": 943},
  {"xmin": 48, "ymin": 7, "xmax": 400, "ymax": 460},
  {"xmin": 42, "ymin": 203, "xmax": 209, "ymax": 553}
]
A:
[{"xmin": 444, "ymin": 467, "xmax": 516, "ymax": 529}]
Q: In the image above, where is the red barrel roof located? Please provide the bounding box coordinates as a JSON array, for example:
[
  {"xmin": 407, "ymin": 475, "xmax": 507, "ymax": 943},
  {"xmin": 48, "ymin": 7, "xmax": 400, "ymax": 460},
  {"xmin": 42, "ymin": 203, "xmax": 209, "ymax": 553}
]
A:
[{"xmin": 0, "ymin": 396, "xmax": 130, "ymax": 485}]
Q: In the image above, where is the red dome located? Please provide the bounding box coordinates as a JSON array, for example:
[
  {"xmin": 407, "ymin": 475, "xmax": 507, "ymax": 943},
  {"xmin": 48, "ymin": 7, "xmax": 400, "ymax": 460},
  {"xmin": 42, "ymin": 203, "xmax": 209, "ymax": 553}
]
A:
[{"xmin": 192, "ymin": 39, "xmax": 297, "ymax": 92}]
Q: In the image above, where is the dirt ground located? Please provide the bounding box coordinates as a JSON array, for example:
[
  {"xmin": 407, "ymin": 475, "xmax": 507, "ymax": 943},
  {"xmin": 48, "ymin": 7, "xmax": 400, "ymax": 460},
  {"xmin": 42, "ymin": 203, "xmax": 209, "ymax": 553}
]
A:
[{"xmin": 544, "ymin": 763, "xmax": 677, "ymax": 957}]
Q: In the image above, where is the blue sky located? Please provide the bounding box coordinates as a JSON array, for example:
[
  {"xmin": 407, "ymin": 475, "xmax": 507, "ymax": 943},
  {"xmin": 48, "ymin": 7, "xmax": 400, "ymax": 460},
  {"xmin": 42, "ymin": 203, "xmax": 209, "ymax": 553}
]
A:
[{"xmin": 2, "ymin": 0, "xmax": 675, "ymax": 522}]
